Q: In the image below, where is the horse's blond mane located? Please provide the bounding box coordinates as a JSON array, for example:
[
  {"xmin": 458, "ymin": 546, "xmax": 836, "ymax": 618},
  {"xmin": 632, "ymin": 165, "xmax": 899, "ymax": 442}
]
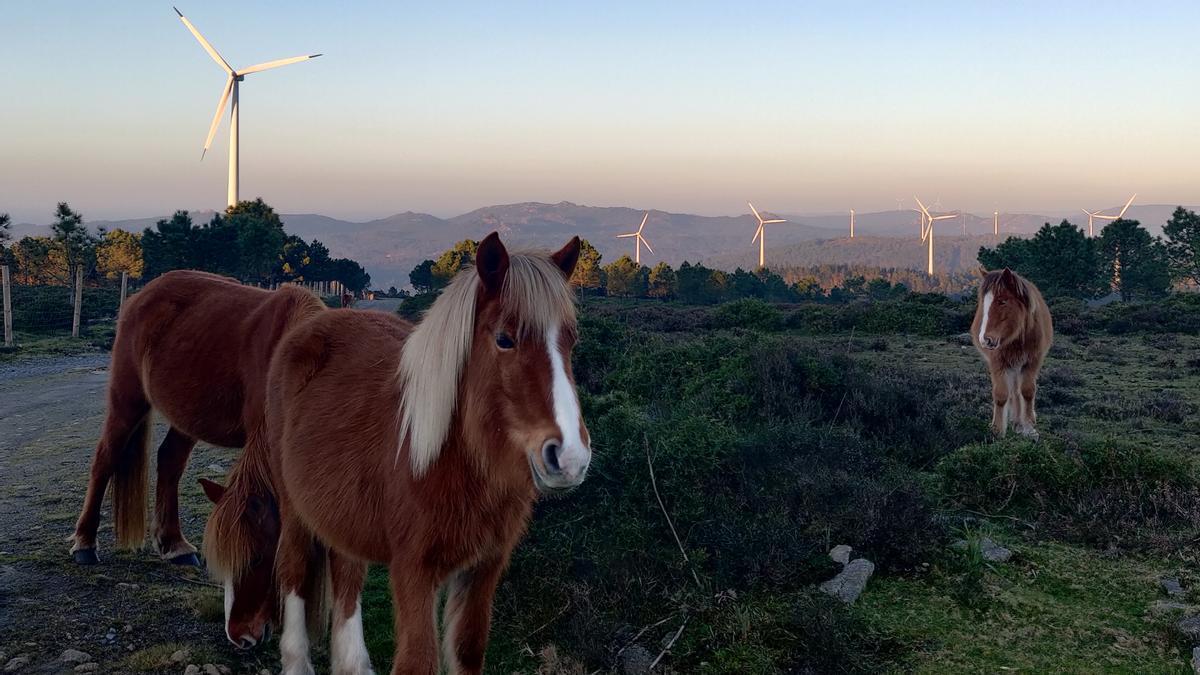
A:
[
  {"xmin": 203, "ymin": 444, "xmax": 273, "ymax": 582},
  {"xmin": 397, "ymin": 251, "xmax": 576, "ymax": 476}
]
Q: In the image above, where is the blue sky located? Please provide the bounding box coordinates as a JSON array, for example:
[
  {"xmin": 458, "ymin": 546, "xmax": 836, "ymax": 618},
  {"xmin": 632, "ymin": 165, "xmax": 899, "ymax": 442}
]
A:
[{"xmin": 2, "ymin": 1, "xmax": 1198, "ymax": 222}]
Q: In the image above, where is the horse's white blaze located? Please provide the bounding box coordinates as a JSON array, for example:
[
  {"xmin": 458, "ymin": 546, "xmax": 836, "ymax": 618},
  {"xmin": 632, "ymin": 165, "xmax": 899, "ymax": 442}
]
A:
[
  {"xmin": 223, "ymin": 579, "xmax": 234, "ymax": 644},
  {"xmin": 547, "ymin": 324, "xmax": 589, "ymax": 481},
  {"xmin": 331, "ymin": 601, "xmax": 372, "ymax": 675},
  {"xmin": 978, "ymin": 291, "xmax": 994, "ymax": 345},
  {"xmin": 280, "ymin": 592, "xmax": 314, "ymax": 675}
]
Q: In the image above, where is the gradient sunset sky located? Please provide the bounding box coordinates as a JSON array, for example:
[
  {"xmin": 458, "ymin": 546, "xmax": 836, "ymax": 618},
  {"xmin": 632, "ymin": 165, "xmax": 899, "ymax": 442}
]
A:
[{"xmin": 2, "ymin": 1, "xmax": 1198, "ymax": 223}]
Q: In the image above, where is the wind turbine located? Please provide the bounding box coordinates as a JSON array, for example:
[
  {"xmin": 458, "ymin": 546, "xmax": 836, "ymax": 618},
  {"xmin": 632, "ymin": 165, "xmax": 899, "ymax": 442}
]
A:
[
  {"xmin": 748, "ymin": 202, "xmax": 786, "ymax": 268},
  {"xmin": 616, "ymin": 212, "xmax": 654, "ymax": 264},
  {"xmin": 993, "ymin": 210, "xmax": 999, "ymax": 236},
  {"xmin": 914, "ymin": 196, "xmax": 957, "ymax": 276},
  {"xmin": 1082, "ymin": 194, "xmax": 1137, "ymax": 237},
  {"xmin": 174, "ymin": 7, "xmax": 321, "ymax": 207},
  {"xmin": 849, "ymin": 209, "xmax": 855, "ymax": 239}
]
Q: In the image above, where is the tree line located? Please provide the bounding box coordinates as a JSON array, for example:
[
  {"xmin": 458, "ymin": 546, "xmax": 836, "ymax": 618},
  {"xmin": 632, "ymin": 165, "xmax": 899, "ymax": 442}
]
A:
[
  {"xmin": 407, "ymin": 239, "xmax": 943, "ymax": 304},
  {"xmin": 0, "ymin": 200, "xmax": 371, "ymax": 292},
  {"xmin": 978, "ymin": 208, "xmax": 1200, "ymax": 300}
]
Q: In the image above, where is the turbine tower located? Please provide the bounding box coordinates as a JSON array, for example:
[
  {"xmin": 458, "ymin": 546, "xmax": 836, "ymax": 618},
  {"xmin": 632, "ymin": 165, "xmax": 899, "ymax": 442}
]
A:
[
  {"xmin": 993, "ymin": 210, "xmax": 999, "ymax": 236},
  {"xmin": 914, "ymin": 196, "xmax": 957, "ymax": 276},
  {"xmin": 175, "ymin": 7, "xmax": 321, "ymax": 207},
  {"xmin": 1082, "ymin": 194, "xmax": 1137, "ymax": 237},
  {"xmin": 849, "ymin": 209, "xmax": 855, "ymax": 239},
  {"xmin": 616, "ymin": 212, "xmax": 654, "ymax": 264},
  {"xmin": 748, "ymin": 202, "xmax": 786, "ymax": 268}
]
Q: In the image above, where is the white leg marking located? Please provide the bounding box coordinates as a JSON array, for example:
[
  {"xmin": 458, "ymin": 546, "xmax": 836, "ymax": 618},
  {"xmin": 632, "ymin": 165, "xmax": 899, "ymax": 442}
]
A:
[
  {"xmin": 280, "ymin": 592, "xmax": 315, "ymax": 675},
  {"xmin": 223, "ymin": 579, "xmax": 234, "ymax": 645},
  {"xmin": 546, "ymin": 325, "xmax": 590, "ymax": 480},
  {"xmin": 977, "ymin": 291, "xmax": 994, "ymax": 345},
  {"xmin": 331, "ymin": 601, "xmax": 373, "ymax": 675}
]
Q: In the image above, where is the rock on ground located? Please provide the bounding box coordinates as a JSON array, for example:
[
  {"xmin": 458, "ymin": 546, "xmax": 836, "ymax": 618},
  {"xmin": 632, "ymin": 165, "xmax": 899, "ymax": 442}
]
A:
[
  {"xmin": 829, "ymin": 544, "xmax": 853, "ymax": 565},
  {"xmin": 1191, "ymin": 646, "xmax": 1200, "ymax": 674},
  {"xmin": 73, "ymin": 664, "xmax": 98, "ymax": 673},
  {"xmin": 952, "ymin": 537, "xmax": 1012, "ymax": 563},
  {"xmin": 184, "ymin": 666, "xmax": 200, "ymax": 675},
  {"xmin": 1176, "ymin": 614, "xmax": 1200, "ymax": 642},
  {"xmin": 819, "ymin": 558, "xmax": 875, "ymax": 604},
  {"xmin": 3, "ymin": 656, "xmax": 30, "ymax": 673},
  {"xmin": 621, "ymin": 645, "xmax": 654, "ymax": 675},
  {"xmin": 60, "ymin": 649, "xmax": 90, "ymax": 664},
  {"xmin": 1161, "ymin": 576, "xmax": 1185, "ymax": 598}
]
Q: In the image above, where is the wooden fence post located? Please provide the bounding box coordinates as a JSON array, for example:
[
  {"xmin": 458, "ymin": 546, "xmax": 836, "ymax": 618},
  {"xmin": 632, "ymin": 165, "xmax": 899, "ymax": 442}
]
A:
[
  {"xmin": 119, "ymin": 271, "xmax": 129, "ymax": 316},
  {"xmin": 72, "ymin": 266, "xmax": 83, "ymax": 338},
  {"xmin": 2, "ymin": 265, "xmax": 12, "ymax": 348}
]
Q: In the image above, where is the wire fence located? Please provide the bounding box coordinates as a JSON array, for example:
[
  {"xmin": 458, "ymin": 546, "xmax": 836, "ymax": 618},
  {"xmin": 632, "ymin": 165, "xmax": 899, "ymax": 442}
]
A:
[{"xmin": 1, "ymin": 266, "xmax": 350, "ymax": 348}]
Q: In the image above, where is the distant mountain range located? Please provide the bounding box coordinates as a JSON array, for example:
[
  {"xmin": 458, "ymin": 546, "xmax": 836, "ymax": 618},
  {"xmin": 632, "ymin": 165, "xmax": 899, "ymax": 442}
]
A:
[{"xmin": 9, "ymin": 202, "xmax": 1193, "ymax": 289}]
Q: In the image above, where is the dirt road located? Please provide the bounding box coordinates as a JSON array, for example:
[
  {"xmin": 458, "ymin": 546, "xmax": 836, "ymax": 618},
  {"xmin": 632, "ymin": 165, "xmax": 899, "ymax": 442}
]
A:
[{"xmin": 0, "ymin": 353, "xmax": 275, "ymax": 674}]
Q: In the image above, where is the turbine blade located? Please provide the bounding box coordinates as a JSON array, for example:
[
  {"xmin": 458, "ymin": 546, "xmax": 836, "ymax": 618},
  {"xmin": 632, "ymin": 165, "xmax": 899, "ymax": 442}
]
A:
[
  {"xmin": 640, "ymin": 235, "xmax": 654, "ymax": 254},
  {"xmin": 748, "ymin": 202, "xmax": 762, "ymax": 222},
  {"xmin": 201, "ymin": 76, "xmax": 234, "ymax": 158},
  {"xmin": 636, "ymin": 211, "xmax": 649, "ymax": 234},
  {"xmin": 763, "ymin": 218, "xmax": 786, "ymax": 224},
  {"xmin": 616, "ymin": 233, "xmax": 636, "ymax": 238},
  {"xmin": 1118, "ymin": 193, "xmax": 1136, "ymax": 218},
  {"xmin": 752, "ymin": 225, "xmax": 763, "ymax": 243},
  {"xmin": 913, "ymin": 196, "xmax": 931, "ymax": 218},
  {"xmin": 175, "ymin": 7, "xmax": 234, "ymax": 74},
  {"xmin": 237, "ymin": 53, "xmax": 323, "ymax": 75}
]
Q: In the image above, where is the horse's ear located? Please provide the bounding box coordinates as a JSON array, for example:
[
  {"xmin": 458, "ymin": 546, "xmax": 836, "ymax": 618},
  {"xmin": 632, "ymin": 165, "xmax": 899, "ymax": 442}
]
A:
[
  {"xmin": 551, "ymin": 236, "xmax": 581, "ymax": 280},
  {"xmin": 475, "ymin": 232, "xmax": 509, "ymax": 293},
  {"xmin": 198, "ymin": 478, "xmax": 225, "ymax": 504}
]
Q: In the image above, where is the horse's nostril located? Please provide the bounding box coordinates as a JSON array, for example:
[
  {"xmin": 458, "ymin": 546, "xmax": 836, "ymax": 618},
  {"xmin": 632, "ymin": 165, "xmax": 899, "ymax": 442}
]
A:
[
  {"xmin": 237, "ymin": 635, "xmax": 257, "ymax": 650},
  {"xmin": 542, "ymin": 440, "xmax": 562, "ymax": 474}
]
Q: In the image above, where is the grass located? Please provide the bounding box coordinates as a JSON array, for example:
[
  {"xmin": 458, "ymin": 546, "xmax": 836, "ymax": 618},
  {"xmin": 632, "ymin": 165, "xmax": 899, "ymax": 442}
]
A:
[{"xmin": 0, "ymin": 325, "xmax": 114, "ymax": 361}]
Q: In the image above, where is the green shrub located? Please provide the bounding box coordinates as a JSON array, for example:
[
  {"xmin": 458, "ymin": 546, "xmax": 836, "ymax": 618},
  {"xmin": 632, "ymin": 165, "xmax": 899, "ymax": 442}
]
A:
[{"xmin": 711, "ymin": 298, "xmax": 783, "ymax": 331}]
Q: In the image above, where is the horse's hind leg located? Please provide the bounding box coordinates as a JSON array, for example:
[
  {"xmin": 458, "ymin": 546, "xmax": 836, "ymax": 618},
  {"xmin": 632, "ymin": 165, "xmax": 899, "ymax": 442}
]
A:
[
  {"xmin": 71, "ymin": 360, "xmax": 150, "ymax": 565},
  {"xmin": 329, "ymin": 550, "xmax": 373, "ymax": 675},
  {"xmin": 153, "ymin": 427, "xmax": 200, "ymax": 565}
]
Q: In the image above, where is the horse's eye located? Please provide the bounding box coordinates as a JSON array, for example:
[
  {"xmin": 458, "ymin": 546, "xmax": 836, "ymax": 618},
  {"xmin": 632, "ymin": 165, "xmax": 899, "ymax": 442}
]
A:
[
  {"xmin": 999, "ymin": 300, "xmax": 1008, "ymax": 306},
  {"xmin": 495, "ymin": 332, "xmax": 515, "ymax": 350}
]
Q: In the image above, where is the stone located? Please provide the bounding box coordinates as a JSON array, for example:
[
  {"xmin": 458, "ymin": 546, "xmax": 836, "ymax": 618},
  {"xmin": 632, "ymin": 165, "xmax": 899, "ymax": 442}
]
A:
[
  {"xmin": 979, "ymin": 538, "xmax": 1012, "ymax": 563},
  {"xmin": 217, "ymin": 666, "xmax": 231, "ymax": 675},
  {"xmin": 3, "ymin": 657, "xmax": 30, "ymax": 673},
  {"xmin": 1191, "ymin": 646, "xmax": 1200, "ymax": 675},
  {"xmin": 1161, "ymin": 577, "xmax": 1185, "ymax": 598},
  {"xmin": 60, "ymin": 650, "xmax": 91, "ymax": 664},
  {"xmin": 1176, "ymin": 615, "xmax": 1200, "ymax": 642},
  {"xmin": 184, "ymin": 666, "xmax": 200, "ymax": 675},
  {"xmin": 74, "ymin": 664, "xmax": 98, "ymax": 673},
  {"xmin": 953, "ymin": 333, "xmax": 973, "ymax": 346},
  {"xmin": 829, "ymin": 544, "xmax": 853, "ymax": 565},
  {"xmin": 203, "ymin": 664, "xmax": 221, "ymax": 675},
  {"xmin": 819, "ymin": 558, "xmax": 875, "ymax": 604},
  {"xmin": 621, "ymin": 645, "xmax": 653, "ymax": 675},
  {"xmin": 170, "ymin": 650, "xmax": 188, "ymax": 664},
  {"xmin": 1149, "ymin": 600, "xmax": 1194, "ymax": 617},
  {"xmin": 207, "ymin": 463, "xmax": 224, "ymax": 473}
]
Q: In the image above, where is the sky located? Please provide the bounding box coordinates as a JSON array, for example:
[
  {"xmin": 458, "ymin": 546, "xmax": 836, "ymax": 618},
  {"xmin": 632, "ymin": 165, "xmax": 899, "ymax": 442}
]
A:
[{"xmin": 2, "ymin": 1, "xmax": 1198, "ymax": 223}]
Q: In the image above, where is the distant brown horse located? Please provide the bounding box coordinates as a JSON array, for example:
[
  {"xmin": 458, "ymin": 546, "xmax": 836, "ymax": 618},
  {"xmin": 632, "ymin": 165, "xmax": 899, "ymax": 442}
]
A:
[
  {"xmin": 244, "ymin": 233, "xmax": 589, "ymax": 674},
  {"xmin": 69, "ymin": 270, "xmax": 325, "ymax": 648},
  {"xmin": 971, "ymin": 267, "xmax": 1054, "ymax": 438}
]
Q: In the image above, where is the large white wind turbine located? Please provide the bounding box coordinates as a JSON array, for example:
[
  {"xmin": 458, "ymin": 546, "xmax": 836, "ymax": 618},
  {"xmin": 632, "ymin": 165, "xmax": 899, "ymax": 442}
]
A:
[
  {"xmin": 616, "ymin": 212, "xmax": 654, "ymax": 264},
  {"xmin": 1082, "ymin": 194, "xmax": 1137, "ymax": 237},
  {"xmin": 748, "ymin": 202, "xmax": 787, "ymax": 268},
  {"xmin": 849, "ymin": 209, "xmax": 856, "ymax": 239},
  {"xmin": 914, "ymin": 196, "xmax": 957, "ymax": 276},
  {"xmin": 175, "ymin": 7, "xmax": 321, "ymax": 207}
]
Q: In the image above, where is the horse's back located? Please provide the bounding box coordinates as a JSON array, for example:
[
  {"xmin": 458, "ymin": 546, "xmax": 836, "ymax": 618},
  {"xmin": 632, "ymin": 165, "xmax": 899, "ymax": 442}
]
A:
[{"xmin": 115, "ymin": 271, "xmax": 325, "ymax": 447}]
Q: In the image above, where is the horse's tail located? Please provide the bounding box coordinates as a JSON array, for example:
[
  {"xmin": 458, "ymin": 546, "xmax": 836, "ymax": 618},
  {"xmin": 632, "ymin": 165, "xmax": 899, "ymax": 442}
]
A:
[
  {"xmin": 306, "ymin": 544, "xmax": 332, "ymax": 638},
  {"xmin": 111, "ymin": 412, "xmax": 152, "ymax": 549}
]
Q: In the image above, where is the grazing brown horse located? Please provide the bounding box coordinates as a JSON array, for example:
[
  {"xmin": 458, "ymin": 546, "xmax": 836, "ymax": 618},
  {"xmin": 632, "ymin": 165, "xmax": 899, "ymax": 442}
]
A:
[
  {"xmin": 251, "ymin": 233, "xmax": 590, "ymax": 675},
  {"xmin": 971, "ymin": 267, "xmax": 1053, "ymax": 438},
  {"xmin": 69, "ymin": 270, "xmax": 325, "ymax": 648}
]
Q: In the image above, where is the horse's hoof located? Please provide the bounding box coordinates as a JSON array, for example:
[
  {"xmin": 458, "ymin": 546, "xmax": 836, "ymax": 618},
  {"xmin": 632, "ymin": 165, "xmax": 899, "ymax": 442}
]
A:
[
  {"xmin": 72, "ymin": 548, "xmax": 100, "ymax": 565},
  {"xmin": 168, "ymin": 552, "xmax": 202, "ymax": 567}
]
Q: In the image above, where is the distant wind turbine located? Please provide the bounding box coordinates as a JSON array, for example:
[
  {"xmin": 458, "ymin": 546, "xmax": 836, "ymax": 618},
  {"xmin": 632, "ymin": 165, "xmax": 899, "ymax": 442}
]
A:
[
  {"xmin": 748, "ymin": 202, "xmax": 787, "ymax": 268},
  {"xmin": 616, "ymin": 212, "xmax": 654, "ymax": 264},
  {"xmin": 849, "ymin": 209, "xmax": 855, "ymax": 239},
  {"xmin": 174, "ymin": 7, "xmax": 321, "ymax": 207},
  {"xmin": 994, "ymin": 210, "xmax": 999, "ymax": 236},
  {"xmin": 914, "ymin": 196, "xmax": 957, "ymax": 276},
  {"xmin": 1082, "ymin": 194, "xmax": 1137, "ymax": 237}
]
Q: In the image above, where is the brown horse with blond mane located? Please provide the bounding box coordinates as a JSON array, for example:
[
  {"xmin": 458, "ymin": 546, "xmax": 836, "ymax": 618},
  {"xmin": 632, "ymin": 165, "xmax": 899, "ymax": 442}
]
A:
[
  {"xmin": 223, "ymin": 233, "xmax": 590, "ymax": 674},
  {"xmin": 971, "ymin": 267, "xmax": 1053, "ymax": 438},
  {"xmin": 69, "ymin": 269, "xmax": 325, "ymax": 649}
]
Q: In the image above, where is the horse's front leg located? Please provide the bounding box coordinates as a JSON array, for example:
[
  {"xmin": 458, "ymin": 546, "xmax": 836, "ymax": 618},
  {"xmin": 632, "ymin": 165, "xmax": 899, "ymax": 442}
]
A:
[
  {"xmin": 277, "ymin": 514, "xmax": 321, "ymax": 675},
  {"xmin": 152, "ymin": 426, "xmax": 200, "ymax": 565},
  {"xmin": 988, "ymin": 365, "xmax": 1009, "ymax": 437},
  {"xmin": 441, "ymin": 554, "xmax": 509, "ymax": 675},
  {"xmin": 1016, "ymin": 367, "xmax": 1040, "ymax": 439},
  {"xmin": 329, "ymin": 549, "xmax": 373, "ymax": 675},
  {"xmin": 388, "ymin": 560, "xmax": 438, "ymax": 675}
]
